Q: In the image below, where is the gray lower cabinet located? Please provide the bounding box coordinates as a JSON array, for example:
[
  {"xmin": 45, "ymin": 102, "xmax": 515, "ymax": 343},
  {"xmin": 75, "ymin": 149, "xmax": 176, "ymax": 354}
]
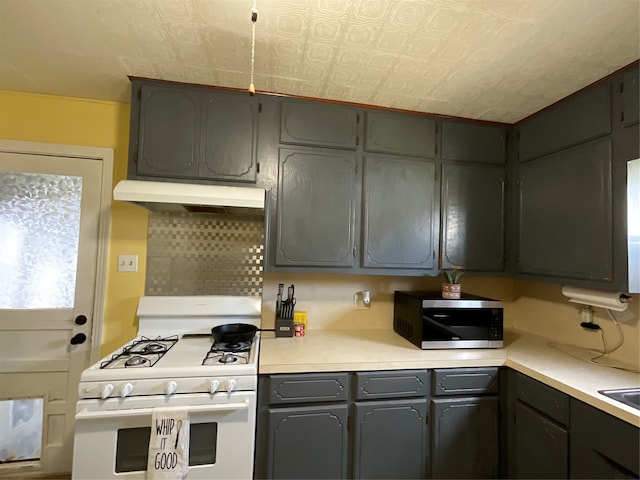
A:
[
  {"xmin": 430, "ymin": 368, "xmax": 500, "ymax": 479},
  {"xmin": 517, "ymin": 137, "xmax": 613, "ymax": 281},
  {"xmin": 275, "ymin": 147, "xmax": 358, "ymax": 267},
  {"xmin": 507, "ymin": 371, "xmax": 570, "ymax": 479},
  {"xmin": 129, "ymin": 79, "xmax": 259, "ymax": 183},
  {"xmin": 570, "ymin": 398, "xmax": 640, "ymax": 479},
  {"xmin": 362, "ymin": 155, "xmax": 437, "ymax": 270}
]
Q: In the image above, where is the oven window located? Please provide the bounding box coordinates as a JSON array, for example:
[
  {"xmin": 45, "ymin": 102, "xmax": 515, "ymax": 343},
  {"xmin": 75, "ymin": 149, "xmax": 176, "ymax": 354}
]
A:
[{"xmin": 115, "ymin": 423, "xmax": 218, "ymax": 473}]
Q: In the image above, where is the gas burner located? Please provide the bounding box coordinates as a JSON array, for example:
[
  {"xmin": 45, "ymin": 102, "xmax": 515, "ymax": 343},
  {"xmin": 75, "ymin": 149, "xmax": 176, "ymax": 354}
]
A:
[
  {"xmin": 202, "ymin": 351, "xmax": 249, "ymax": 366},
  {"xmin": 125, "ymin": 355, "xmax": 149, "ymax": 367},
  {"xmin": 140, "ymin": 342, "xmax": 167, "ymax": 354},
  {"xmin": 211, "ymin": 341, "xmax": 251, "ymax": 353}
]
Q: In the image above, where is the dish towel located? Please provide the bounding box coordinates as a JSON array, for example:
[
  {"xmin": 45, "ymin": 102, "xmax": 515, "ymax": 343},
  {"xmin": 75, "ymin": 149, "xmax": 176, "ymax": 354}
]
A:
[{"xmin": 147, "ymin": 407, "xmax": 190, "ymax": 480}]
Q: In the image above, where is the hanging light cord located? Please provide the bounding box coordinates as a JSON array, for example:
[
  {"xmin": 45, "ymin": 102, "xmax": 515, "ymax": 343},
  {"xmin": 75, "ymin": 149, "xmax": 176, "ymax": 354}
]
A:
[{"xmin": 249, "ymin": 0, "xmax": 258, "ymax": 95}]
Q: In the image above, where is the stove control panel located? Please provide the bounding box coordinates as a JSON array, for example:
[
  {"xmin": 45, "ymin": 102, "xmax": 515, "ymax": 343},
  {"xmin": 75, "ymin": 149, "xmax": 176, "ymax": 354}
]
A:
[{"xmin": 79, "ymin": 376, "xmax": 256, "ymax": 399}]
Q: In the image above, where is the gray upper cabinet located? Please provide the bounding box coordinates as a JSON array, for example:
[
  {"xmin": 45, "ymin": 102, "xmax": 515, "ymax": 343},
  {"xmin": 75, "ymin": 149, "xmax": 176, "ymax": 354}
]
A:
[
  {"xmin": 518, "ymin": 83, "xmax": 611, "ymax": 162},
  {"xmin": 130, "ymin": 80, "xmax": 259, "ymax": 184},
  {"xmin": 280, "ymin": 100, "xmax": 358, "ymax": 149},
  {"xmin": 622, "ymin": 67, "xmax": 639, "ymax": 127},
  {"xmin": 199, "ymin": 90, "xmax": 258, "ymax": 182},
  {"xmin": 276, "ymin": 147, "xmax": 358, "ymax": 267},
  {"xmin": 136, "ymin": 84, "xmax": 200, "ymax": 178},
  {"xmin": 364, "ymin": 110, "xmax": 436, "ymax": 158},
  {"xmin": 518, "ymin": 137, "xmax": 613, "ymax": 280},
  {"xmin": 362, "ymin": 155, "xmax": 437, "ymax": 269},
  {"xmin": 441, "ymin": 163, "xmax": 505, "ymax": 271},
  {"xmin": 441, "ymin": 120, "xmax": 506, "ymax": 164}
]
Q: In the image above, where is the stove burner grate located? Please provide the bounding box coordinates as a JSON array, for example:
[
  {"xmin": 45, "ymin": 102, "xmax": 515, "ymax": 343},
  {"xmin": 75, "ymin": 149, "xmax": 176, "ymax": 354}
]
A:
[{"xmin": 100, "ymin": 335, "xmax": 178, "ymax": 369}]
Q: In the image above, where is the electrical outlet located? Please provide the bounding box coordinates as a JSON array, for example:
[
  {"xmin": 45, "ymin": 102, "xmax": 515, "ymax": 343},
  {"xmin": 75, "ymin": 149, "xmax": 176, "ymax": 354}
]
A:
[
  {"xmin": 354, "ymin": 290, "xmax": 371, "ymax": 309},
  {"xmin": 118, "ymin": 254, "xmax": 138, "ymax": 272}
]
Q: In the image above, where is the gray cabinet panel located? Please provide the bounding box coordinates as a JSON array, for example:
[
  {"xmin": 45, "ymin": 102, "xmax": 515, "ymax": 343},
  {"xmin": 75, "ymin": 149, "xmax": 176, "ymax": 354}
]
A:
[
  {"xmin": 276, "ymin": 147, "xmax": 358, "ymax": 267},
  {"xmin": 441, "ymin": 164, "xmax": 505, "ymax": 271},
  {"xmin": 622, "ymin": 67, "xmax": 639, "ymax": 127},
  {"xmin": 200, "ymin": 91, "xmax": 258, "ymax": 182},
  {"xmin": 267, "ymin": 405, "xmax": 348, "ymax": 479},
  {"xmin": 432, "ymin": 367, "xmax": 499, "ymax": 396},
  {"xmin": 513, "ymin": 371, "xmax": 569, "ymax": 425},
  {"xmin": 354, "ymin": 370, "xmax": 429, "ymax": 400},
  {"xmin": 353, "ymin": 399, "xmax": 427, "ymax": 479},
  {"xmin": 280, "ymin": 100, "xmax": 358, "ymax": 149},
  {"xmin": 570, "ymin": 399, "xmax": 639, "ymax": 479},
  {"xmin": 137, "ymin": 84, "xmax": 200, "ymax": 178},
  {"xmin": 267, "ymin": 373, "xmax": 349, "ymax": 404},
  {"xmin": 364, "ymin": 110, "xmax": 436, "ymax": 157},
  {"xmin": 431, "ymin": 396, "xmax": 499, "ymax": 479},
  {"xmin": 518, "ymin": 138, "xmax": 613, "ymax": 280},
  {"xmin": 518, "ymin": 83, "xmax": 611, "ymax": 161},
  {"xmin": 442, "ymin": 121, "xmax": 507, "ymax": 164},
  {"xmin": 362, "ymin": 155, "xmax": 437, "ymax": 269}
]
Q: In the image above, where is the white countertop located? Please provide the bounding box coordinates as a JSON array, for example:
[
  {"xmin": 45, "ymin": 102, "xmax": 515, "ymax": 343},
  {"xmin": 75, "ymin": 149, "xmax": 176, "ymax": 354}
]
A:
[{"xmin": 258, "ymin": 328, "xmax": 640, "ymax": 427}]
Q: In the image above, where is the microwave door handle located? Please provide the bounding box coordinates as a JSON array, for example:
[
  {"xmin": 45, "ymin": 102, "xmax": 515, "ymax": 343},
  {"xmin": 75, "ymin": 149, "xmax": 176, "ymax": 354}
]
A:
[
  {"xmin": 422, "ymin": 315, "xmax": 460, "ymax": 339},
  {"xmin": 75, "ymin": 400, "xmax": 249, "ymax": 421}
]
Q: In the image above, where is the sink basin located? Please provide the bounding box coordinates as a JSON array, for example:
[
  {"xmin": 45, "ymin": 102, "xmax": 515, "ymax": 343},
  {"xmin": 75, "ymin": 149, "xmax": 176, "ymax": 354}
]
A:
[{"xmin": 598, "ymin": 388, "xmax": 640, "ymax": 410}]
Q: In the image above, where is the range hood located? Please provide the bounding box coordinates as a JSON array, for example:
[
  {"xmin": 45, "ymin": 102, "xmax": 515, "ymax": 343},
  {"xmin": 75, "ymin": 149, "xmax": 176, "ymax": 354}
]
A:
[{"xmin": 113, "ymin": 179, "xmax": 266, "ymax": 215}]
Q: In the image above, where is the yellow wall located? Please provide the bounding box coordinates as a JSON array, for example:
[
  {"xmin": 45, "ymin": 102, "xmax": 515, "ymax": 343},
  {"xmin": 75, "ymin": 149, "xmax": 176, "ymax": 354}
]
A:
[{"xmin": 0, "ymin": 90, "xmax": 148, "ymax": 355}]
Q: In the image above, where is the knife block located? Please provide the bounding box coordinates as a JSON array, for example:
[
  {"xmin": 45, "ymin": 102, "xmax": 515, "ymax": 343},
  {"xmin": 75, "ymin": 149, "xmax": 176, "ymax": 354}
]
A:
[{"xmin": 275, "ymin": 316, "xmax": 294, "ymax": 337}]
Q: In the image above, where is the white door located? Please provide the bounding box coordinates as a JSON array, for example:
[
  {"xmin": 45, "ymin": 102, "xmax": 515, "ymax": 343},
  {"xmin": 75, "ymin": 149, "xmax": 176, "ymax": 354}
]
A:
[{"xmin": 0, "ymin": 151, "xmax": 103, "ymax": 476}]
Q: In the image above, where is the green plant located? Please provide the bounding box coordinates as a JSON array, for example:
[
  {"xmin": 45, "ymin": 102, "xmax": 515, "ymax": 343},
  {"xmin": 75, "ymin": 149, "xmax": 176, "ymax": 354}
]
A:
[{"xmin": 442, "ymin": 269, "xmax": 464, "ymax": 284}]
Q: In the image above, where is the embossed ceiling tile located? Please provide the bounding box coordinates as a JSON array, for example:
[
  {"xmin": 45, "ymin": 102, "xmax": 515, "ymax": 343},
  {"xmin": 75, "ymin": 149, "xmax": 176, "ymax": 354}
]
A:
[
  {"xmin": 315, "ymin": 0, "xmax": 351, "ymax": 17},
  {"xmin": 136, "ymin": 41, "xmax": 179, "ymax": 62},
  {"xmin": 388, "ymin": 0, "xmax": 431, "ymax": 29},
  {"xmin": 324, "ymin": 84, "xmax": 351, "ymax": 101},
  {"xmin": 309, "ymin": 16, "xmax": 344, "ymax": 43},
  {"xmin": 343, "ymin": 23, "xmax": 378, "ymax": 48},
  {"xmin": 194, "ymin": 0, "xmax": 241, "ymax": 26},
  {"xmin": 406, "ymin": 34, "xmax": 443, "ymax": 58},
  {"xmin": 305, "ymin": 43, "xmax": 336, "ymax": 64},
  {"xmin": 352, "ymin": 0, "xmax": 394, "ymax": 23},
  {"xmin": 370, "ymin": 91, "xmax": 399, "ymax": 108},
  {"xmin": 273, "ymin": 9, "xmax": 309, "ymax": 37},
  {"xmin": 297, "ymin": 82, "xmax": 324, "ymax": 98},
  {"xmin": 354, "ymin": 70, "xmax": 384, "ymax": 90},
  {"xmin": 335, "ymin": 49, "xmax": 365, "ymax": 68},
  {"xmin": 177, "ymin": 45, "xmax": 212, "ymax": 67},
  {"xmin": 115, "ymin": 0, "xmax": 157, "ymax": 17},
  {"xmin": 423, "ymin": 6, "xmax": 465, "ymax": 36},
  {"xmin": 128, "ymin": 17, "xmax": 170, "ymax": 43},
  {"xmin": 364, "ymin": 52, "xmax": 397, "ymax": 72},
  {"xmin": 330, "ymin": 68, "xmax": 357, "ymax": 84},
  {"xmin": 376, "ymin": 29, "xmax": 411, "ymax": 53},
  {"xmin": 267, "ymin": 59, "xmax": 297, "ymax": 78},
  {"xmin": 393, "ymin": 57, "xmax": 430, "ymax": 78},
  {"xmin": 216, "ymin": 70, "xmax": 247, "ymax": 87},
  {"xmin": 273, "ymin": 39, "xmax": 304, "ymax": 59},
  {"xmin": 271, "ymin": 77, "xmax": 304, "ymax": 95},
  {"xmin": 296, "ymin": 62, "xmax": 329, "ymax": 82},
  {"xmin": 180, "ymin": 65, "xmax": 217, "ymax": 85},
  {"xmin": 118, "ymin": 56, "xmax": 160, "ymax": 78},
  {"xmin": 163, "ymin": 22, "xmax": 206, "ymax": 47},
  {"xmin": 156, "ymin": 0, "xmax": 199, "ymax": 23},
  {"xmin": 344, "ymin": 88, "xmax": 376, "ymax": 105}
]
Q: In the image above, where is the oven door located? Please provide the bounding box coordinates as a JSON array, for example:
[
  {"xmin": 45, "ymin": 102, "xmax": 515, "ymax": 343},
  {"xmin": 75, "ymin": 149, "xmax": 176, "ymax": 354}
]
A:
[{"xmin": 72, "ymin": 391, "xmax": 255, "ymax": 479}]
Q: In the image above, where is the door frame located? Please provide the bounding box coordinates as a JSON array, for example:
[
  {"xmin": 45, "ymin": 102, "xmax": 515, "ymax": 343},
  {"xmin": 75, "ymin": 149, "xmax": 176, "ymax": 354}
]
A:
[{"xmin": 0, "ymin": 139, "xmax": 113, "ymax": 364}]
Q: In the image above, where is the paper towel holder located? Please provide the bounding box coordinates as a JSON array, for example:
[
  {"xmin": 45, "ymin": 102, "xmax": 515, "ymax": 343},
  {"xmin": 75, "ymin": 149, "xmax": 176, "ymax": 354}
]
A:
[{"xmin": 561, "ymin": 285, "xmax": 634, "ymax": 324}]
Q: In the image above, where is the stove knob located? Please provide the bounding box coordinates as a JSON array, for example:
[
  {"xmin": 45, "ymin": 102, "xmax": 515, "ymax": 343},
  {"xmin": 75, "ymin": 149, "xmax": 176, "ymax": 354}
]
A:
[
  {"xmin": 209, "ymin": 379, "xmax": 221, "ymax": 394},
  {"xmin": 121, "ymin": 383, "xmax": 134, "ymax": 398},
  {"xmin": 225, "ymin": 378, "xmax": 237, "ymax": 392},
  {"xmin": 165, "ymin": 380, "xmax": 178, "ymax": 395},
  {"xmin": 100, "ymin": 383, "xmax": 114, "ymax": 399}
]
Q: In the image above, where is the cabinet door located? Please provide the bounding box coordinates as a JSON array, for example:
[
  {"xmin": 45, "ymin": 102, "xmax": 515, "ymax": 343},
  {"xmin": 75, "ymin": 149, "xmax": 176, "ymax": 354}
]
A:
[
  {"xmin": 364, "ymin": 110, "xmax": 436, "ymax": 158},
  {"xmin": 362, "ymin": 155, "xmax": 437, "ymax": 269},
  {"xmin": 267, "ymin": 404, "xmax": 348, "ymax": 479},
  {"xmin": 353, "ymin": 399, "xmax": 427, "ymax": 479},
  {"xmin": 199, "ymin": 91, "xmax": 258, "ymax": 182},
  {"xmin": 276, "ymin": 147, "xmax": 358, "ymax": 267},
  {"xmin": 513, "ymin": 401, "xmax": 568, "ymax": 479},
  {"xmin": 431, "ymin": 396, "xmax": 499, "ymax": 479},
  {"xmin": 518, "ymin": 83, "xmax": 611, "ymax": 162},
  {"xmin": 622, "ymin": 67, "xmax": 639, "ymax": 127},
  {"xmin": 518, "ymin": 137, "xmax": 612, "ymax": 280},
  {"xmin": 441, "ymin": 121, "xmax": 507, "ymax": 164},
  {"xmin": 280, "ymin": 100, "xmax": 358, "ymax": 149},
  {"xmin": 441, "ymin": 164, "xmax": 505, "ymax": 271},
  {"xmin": 137, "ymin": 84, "xmax": 200, "ymax": 178}
]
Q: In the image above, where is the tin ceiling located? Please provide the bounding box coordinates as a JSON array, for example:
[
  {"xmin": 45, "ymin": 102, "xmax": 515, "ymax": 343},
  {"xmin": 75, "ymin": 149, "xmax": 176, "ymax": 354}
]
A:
[{"xmin": 1, "ymin": 0, "xmax": 638, "ymax": 123}]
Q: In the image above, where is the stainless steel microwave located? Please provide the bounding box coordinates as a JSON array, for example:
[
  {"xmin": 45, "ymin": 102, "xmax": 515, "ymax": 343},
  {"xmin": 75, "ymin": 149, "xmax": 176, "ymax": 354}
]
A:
[{"xmin": 393, "ymin": 291, "xmax": 504, "ymax": 349}]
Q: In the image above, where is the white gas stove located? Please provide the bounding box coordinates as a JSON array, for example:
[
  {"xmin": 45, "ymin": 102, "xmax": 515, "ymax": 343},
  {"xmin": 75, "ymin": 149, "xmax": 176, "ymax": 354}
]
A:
[{"xmin": 72, "ymin": 295, "xmax": 262, "ymax": 480}]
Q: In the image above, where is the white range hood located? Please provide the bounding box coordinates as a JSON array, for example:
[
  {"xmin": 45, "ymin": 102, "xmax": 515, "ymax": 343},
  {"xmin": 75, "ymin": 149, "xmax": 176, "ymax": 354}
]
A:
[{"xmin": 113, "ymin": 179, "xmax": 266, "ymax": 214}]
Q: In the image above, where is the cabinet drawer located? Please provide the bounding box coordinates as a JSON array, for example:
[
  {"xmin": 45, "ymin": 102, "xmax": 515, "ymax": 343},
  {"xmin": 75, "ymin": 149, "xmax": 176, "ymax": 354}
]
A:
[
  {"xmin": 513, "ymin": 372, "xmax": 570, "ymax": 425},
  {"xmin": 354, "ymin": 370, "xmax": 429, "ymax": 400},
  {"xmin": 432, "ymin": 367, "xmax": 499, "ymax": 396},
  {"xmin": 266, "ymin": 373, "xmax": 349, "ymax": 404}
]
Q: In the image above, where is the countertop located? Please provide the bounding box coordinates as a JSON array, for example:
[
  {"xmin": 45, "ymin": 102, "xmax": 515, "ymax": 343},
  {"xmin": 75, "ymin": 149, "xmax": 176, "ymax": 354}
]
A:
[{"xmin": 258, "ymin": 328, "xmax": 640, "ymax": 427}]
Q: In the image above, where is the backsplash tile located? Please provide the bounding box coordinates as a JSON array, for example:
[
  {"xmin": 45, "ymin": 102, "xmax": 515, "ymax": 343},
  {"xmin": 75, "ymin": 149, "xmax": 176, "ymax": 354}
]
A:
[{"xmin": 146, "ymin": 212, "xmax": 264, "ymax": 296}]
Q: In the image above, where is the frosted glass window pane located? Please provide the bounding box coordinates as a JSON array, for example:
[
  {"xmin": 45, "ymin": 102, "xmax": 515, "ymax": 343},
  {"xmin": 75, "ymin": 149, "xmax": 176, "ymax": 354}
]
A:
[
  {"xmin": 0, "ymin": 172, "xmax": 82, "ymax": 308},
  {"xmin": 0, "ymin": 398, "xmax": 44, "ymax": 462}
]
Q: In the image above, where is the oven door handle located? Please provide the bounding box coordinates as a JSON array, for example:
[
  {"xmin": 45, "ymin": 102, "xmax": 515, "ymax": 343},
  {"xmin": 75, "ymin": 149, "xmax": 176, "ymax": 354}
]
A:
[{"xmin": 75, "ymin": 399, "xmax": 250, "ymax": 420}]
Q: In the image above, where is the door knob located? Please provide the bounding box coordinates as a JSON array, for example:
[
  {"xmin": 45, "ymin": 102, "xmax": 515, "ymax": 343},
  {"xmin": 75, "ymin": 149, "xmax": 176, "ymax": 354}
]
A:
[
  {"xmin": 70, "ymin": 333, "xmax": 87, "ymax": 345},
  {"xmin": 75, "ymin": 314, "xmax": 88, "ymax": 325}
]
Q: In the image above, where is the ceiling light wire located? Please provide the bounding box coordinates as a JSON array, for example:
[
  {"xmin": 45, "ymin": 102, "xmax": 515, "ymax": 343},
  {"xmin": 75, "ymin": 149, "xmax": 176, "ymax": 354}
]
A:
[{"xmin": 249, "ymin": 0, "xmax": 258, "ymax": 95}]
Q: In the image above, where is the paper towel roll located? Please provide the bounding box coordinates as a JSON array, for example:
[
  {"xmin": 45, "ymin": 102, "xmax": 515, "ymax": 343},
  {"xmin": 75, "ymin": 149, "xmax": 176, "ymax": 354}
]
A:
[{"xmin": 561, "ymin": 286, "xmax": 631, "ymax": 311}]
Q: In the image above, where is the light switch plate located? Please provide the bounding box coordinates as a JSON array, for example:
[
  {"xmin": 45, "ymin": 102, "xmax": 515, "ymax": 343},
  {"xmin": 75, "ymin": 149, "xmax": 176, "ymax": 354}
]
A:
[{"xmin": 118, "ymin": 254, "xmax": 138, "ymax": 272}]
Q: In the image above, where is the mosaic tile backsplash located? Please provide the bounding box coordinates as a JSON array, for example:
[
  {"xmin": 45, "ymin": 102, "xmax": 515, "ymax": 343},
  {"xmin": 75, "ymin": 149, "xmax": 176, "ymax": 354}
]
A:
[{"xmin": 146, "ymin": 212, "xmax": 264, "ymax": 296}]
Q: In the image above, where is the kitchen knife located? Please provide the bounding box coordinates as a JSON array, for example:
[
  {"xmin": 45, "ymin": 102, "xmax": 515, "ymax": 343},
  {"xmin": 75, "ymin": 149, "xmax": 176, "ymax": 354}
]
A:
[{"xmin": 276, "ymin": 283, "xmax": 284, "ymax": 317}]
